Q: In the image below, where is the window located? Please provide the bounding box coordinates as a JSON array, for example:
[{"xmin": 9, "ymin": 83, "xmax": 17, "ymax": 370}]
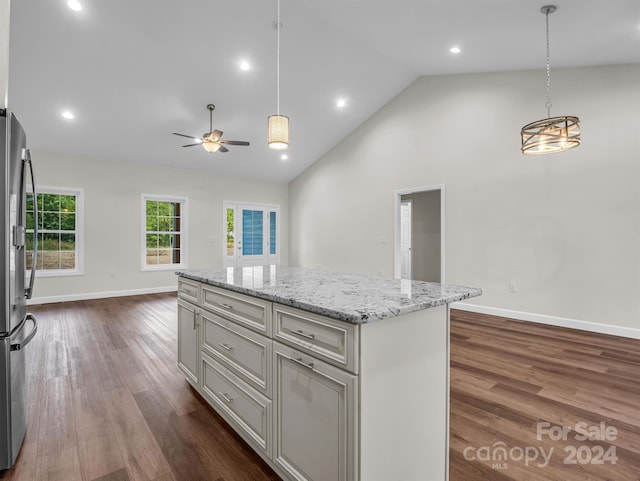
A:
[
  {"xmin": 226, "ymin": 207, "xmax": 235, "ymax": 256},
  {"xmin": 224, "ymin": 202, "xmax": 279, "ymax": 267},
  {"xmin": 269, "ymin": 211, "xmax": 277, "ymax": 255},
  {"xmin": 26, "ymin": 187, "xmax": 83, "ymax": 276},
  {"xmin": 142, "ymin": 194, "xmax": 187, "ymax": 270},
  {"xmin": 242, "ymin": 209, "xmax": 264, "ymax": 256}
]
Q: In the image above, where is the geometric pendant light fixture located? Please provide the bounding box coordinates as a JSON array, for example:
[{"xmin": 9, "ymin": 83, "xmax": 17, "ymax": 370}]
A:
[
  {"xmin": 521, "ymin": 5, "xmax": 581, "ymax": 155},
  {"xmin": 267, "ymin": 0, "xmax": 290, "ymax": 150}
]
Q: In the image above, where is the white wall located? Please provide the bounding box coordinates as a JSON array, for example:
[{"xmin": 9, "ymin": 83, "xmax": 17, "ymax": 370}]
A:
[
  {"xmin": 0, "ymin": 0, "xmax": 9, "ymax": 108},
  {"xmin": 30, "ymin": 152, "xmax": 288, "ymax": 302},
  {"xmin": 289, "ymin": 63, "xmax": 640, "ymax": 332}
]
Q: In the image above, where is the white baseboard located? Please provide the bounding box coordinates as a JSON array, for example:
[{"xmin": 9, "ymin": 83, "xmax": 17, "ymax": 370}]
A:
[
  {"xmin": 452, "ymin": 302, "xmax": 640, "ymax": 340},
  {"xmin": 27, "ymin": 286, "xmax": 178, "ymax": 305}
]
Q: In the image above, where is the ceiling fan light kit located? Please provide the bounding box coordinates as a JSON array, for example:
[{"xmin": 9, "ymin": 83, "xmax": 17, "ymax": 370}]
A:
[
  {"xmin": 173, "ymin": 103, "xmax": 250, "ymax": 154},
  {"xmin": 268, "ymin": 0, "xmax": 290, "ymax": 150},
  {"xmin": 521, "ymin": 5, "xmax": 581, "ymax": 155},
  {"xmin": 202, "ymin": 137, "xmax": 222, "ymax": 153}
]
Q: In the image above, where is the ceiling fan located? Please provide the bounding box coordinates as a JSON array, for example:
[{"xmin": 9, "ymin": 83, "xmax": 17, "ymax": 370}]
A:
[{"xmin": 173, "ymin": 104, "xmax": 250, "ymax": 153}]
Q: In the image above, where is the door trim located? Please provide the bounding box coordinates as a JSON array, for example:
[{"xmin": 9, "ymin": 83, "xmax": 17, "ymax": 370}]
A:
[
  {"xmin": 399, "ymin": 199, "xmax": 412, "ymax": 280},
  {"xmin": 393, "ymin": 185, "xmax": 445, "ymax": 283}
]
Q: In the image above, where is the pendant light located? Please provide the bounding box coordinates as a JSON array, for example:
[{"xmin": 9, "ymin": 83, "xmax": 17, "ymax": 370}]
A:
[
  {"xmin": 268, "ymin": 0, "xmax": 290, "ymax": 150},
  {"xmin": 521, "ymin": 5, "xmax": 580, "ymax": 155}
]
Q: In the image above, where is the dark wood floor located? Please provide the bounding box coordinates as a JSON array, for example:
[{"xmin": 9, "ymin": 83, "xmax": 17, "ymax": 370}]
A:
[
  {"xmin": 450, "ymin": 310, "xmax": 640, "ymax": 481},
  {"xmin": 1, "ymin": 293, "xmax": 638, "ymax": 480},
  {"xmin": 1, "ymin": 293, "xmax": 280, "ymax": 481}
]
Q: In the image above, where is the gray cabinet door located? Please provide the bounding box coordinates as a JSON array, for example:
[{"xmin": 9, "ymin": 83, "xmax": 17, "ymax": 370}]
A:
[
  {"xmin": 273, "ymin": 342, "xmax": 357, "ymax": 481},
  {"xmin": 177, "ymin": 299, "xmax": 199, "ymax": 386}
]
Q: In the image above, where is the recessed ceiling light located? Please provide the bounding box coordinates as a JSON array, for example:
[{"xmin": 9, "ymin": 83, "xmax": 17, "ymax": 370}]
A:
[
  {"xmin": 336, "ymin": 98, "xmax": 347, "ymax": 108},
  {"xmin": 61, "ymin": 110, "xmax": 75, "ymax": 120},
  {"xmin": 281, "ymin": 154, "xmax": 288, "ymax": 161},
  {"xmin": 449, "ymin": 46, "xmax": 461, "ymax": 54},
  {"xmin": 239, "ymin": 60, "xmax": 251, "ymax": 72},
  {"xmin": 67, "ymin": 0, "xmax": 82, "ymax": 12}
]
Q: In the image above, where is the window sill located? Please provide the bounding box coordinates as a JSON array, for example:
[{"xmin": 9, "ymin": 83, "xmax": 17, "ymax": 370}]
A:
[
  {"xmin": 141, "ymin": 264, "xmax": 186, "ymax": 273},
  {"xmin": 35, "ymin": 269, "xmax": 84, "ymax": 278}
]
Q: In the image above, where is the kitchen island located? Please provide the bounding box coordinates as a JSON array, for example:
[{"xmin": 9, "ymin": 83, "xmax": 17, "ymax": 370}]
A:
[{"xmin": 176, "ymin": 266, "xmax": 481, "ymax": 481}]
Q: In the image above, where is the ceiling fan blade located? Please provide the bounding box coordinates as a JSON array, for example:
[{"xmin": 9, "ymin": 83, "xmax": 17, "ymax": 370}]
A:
[
  {"xmin": 173, "ymin": 132, "xmax": 198, "ymax": 139},
  {"xmin": 219, "ymin": 145, "xmax": 229, "ymax": 153},
  {"xmin": 181, "ymin": 143, "xmax": 201, "ymax": 147},
  {"xmin": 219, "ymin": 140, "xmax": 250, "ymax": 146}
]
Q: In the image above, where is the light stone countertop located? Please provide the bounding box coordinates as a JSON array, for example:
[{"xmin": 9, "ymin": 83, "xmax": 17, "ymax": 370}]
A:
[{"xmin": 177, "ymin": 265, "xmax": 481, "ymax": 324}]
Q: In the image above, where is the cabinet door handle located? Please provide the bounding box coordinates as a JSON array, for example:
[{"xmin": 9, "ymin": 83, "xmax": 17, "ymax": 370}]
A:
[
  {"xmin": 219, "ymin": 303, "xmax": 234, "ymax": 310},
  {"xmin": 218, "ymin": 343, "xmax": 233, "ymax": 351},
  {"xmin": 292, "ymin": 329, "xmax": 315, "ymax": 340},
  {"xmin": 291, "ymin": 357, "xmax": 314, "ymax": 370},
  {"xmin": 219, "ymin": 392, "xmax": 234, "ymax": 403}
]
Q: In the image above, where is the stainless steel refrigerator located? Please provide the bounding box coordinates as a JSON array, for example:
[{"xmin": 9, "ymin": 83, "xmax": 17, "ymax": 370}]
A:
[{"xmin": 0, "ymin": 109, "xmax": 38, "ymax": 469}]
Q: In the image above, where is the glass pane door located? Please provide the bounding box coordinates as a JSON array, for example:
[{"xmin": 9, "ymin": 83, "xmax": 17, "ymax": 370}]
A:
[{"xmin": 224, "ymin": 203, "xmax": 279, "ymax": 268}]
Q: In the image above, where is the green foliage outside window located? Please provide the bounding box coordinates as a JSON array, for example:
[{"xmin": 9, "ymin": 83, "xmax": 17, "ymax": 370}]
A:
[
  {"xmin": 145, "ymin": 200, "xmax": 182, "ymax": 265},
  {"xmin": 26, "ymin": 192, "xmax": 78, "ymax": 270},
  {"xmin": 226, "ymin": 208, "xmax": 234, "ymax": 254}
]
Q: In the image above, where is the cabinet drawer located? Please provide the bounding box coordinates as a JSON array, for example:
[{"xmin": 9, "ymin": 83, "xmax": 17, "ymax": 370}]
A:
[
  {"xmin": 202, "ymin": 285, "xmax": 272, "ymax": 335},
  {"xmin": 201, "ymin": 352, "xmax": 272, "ymax": 457},
  {"xmin": 274, "ymin": 305, "xmax": 358, "ymax": 374},
  {"xmin": 201, "ymin": 309, "xmax": 272, "ymax": 397},
  {"xmin": 178, "ymin": 278, "xmax": 200, "ymax": 304}
]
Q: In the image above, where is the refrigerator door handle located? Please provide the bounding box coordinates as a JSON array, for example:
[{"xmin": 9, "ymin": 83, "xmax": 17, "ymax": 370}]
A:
[
  {"xmin": 22, "ymin": 149, "xmax": 38, "ymax": 299},
  {"xmin": 10, "ymin": 314, "xmax": 38, "ymax": 351}
]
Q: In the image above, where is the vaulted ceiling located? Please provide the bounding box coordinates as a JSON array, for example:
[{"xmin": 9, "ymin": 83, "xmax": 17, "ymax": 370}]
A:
[{"xmin": 9, "ymin": 0, "xmax": 640, "ymax": 183}]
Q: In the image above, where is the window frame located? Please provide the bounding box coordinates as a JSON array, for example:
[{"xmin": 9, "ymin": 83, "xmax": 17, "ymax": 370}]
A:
[
  {"xmin": 26, "ymin": 186, "xmax": 84, "ymax": 277},
  {"xmin": 141, "ymin": 193, "xmax": 188, "ymax": 272}
]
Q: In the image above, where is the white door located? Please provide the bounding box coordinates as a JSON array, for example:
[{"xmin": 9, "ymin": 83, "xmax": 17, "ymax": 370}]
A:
[
  {"xmin": 224, "ymin": 203, "xmax": 280, "ymax": 268},
  {"xmin": 400, "ymin": 200, "xmax": 412, "ymax": 279},
  {"xmin": 237, "ymin": 205, "xmax": 267, "ymax": 266}
]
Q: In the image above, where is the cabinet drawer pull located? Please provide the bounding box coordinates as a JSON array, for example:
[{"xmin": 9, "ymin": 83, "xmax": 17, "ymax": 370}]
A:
[
  {"xmin": 292, "ymin": 329, "xmax": 315, "ymax": 340},
  {"xmin": 218, "ymin": 342, "xmax": 233, "ymax": 351},
  {"xmin": 291, "ymin": 357, "xmax": 314, "ymax": 370},
  {"xmin": 219, "ymin": 392, "xmax": 234, "ymax": 403},
  {"xmin": 219, "ymin": 303, "xmax": 234, "ymax": 310}
]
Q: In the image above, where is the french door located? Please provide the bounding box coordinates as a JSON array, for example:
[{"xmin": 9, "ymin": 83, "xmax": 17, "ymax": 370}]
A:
[{"xmin": 224, "ymin": 202, "xmax": 280, "ymax": 267}]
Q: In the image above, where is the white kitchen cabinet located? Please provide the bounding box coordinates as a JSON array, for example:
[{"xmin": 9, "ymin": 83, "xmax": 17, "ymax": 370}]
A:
[
  {"xmin": 177, "ymin": 299, "xmax": 199, "ymax": 387},
  {"xmin": 200, "ymin": 351, "xmax": 272, "ymax": 456},
  {"xmin": 201, "ymin": 284, "xmax": 272, "ymax": 335},
  {"xmin": 176, "ymin": 270, "xmax": 467, "ymax": 481},
  {"xmin": 200, "ymin": 308, "xmax": 272, "ymax": 397},
  {"xmin": 178, "ymin": 277, "xmax": 200, "ymax": 304},
  {"xmin": 273, "ymin": 342, "xmax": 357, "ymax": 481},
  {"xmin": 273, "ymin": 304, "xmax": 358, "ymax": 373}
]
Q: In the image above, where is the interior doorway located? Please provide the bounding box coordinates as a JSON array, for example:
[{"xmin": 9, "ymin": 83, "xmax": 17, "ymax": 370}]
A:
[{"xmin": 394, "ymin": 185, "xmax": 445, "ymax": 282}]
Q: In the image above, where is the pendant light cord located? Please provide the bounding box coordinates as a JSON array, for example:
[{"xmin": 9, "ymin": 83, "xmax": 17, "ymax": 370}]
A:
[
  {"xmin": 276, "ymin": 0, "xmax": 281, "ymax": 116},
  {"xmin": 545, "ymin": 8, "xmax": 552, "ymax": 118}
]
